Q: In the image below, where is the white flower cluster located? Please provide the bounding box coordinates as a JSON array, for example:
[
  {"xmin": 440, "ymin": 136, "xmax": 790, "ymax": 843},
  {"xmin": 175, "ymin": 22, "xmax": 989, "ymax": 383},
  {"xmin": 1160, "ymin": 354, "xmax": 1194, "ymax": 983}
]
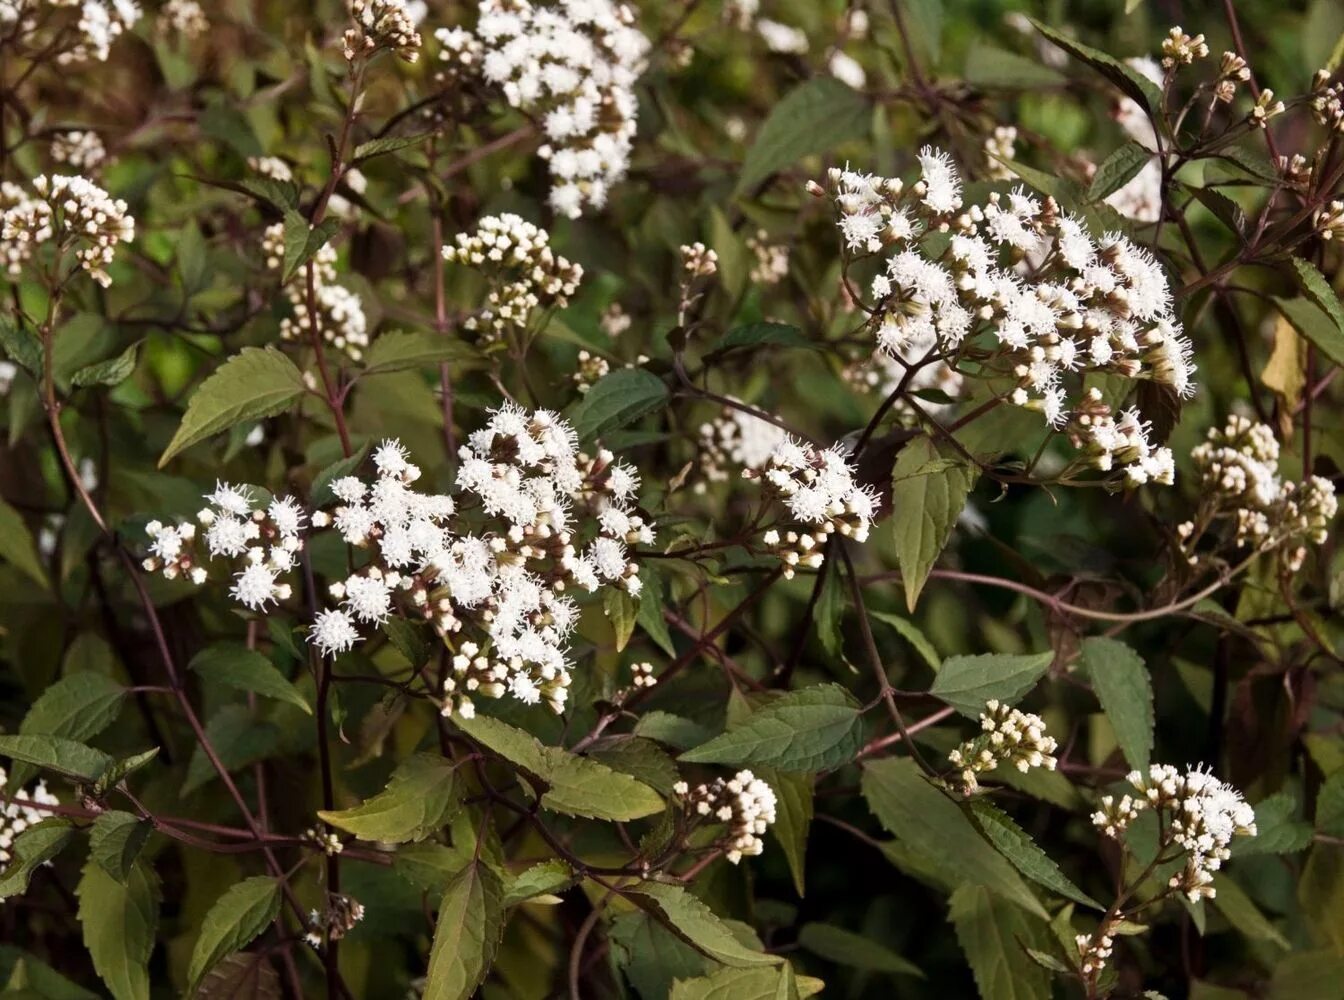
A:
[
  {"xmin": 824, "ymin": 150, "xmax": 1192, "ymax": 487},
  {"xmin": 757, "ymin": 18, "xmax": 806, "ymax": 55},
  {"xmin": 436, "ymin": 0, "xmax": 650, "ymax": 217},
  {"xmin": 948, "ymin": 700, "xmax": 1058, "ymax": 793},
  {"xmin": 694, "ymin": 402, "xmax": 786, "ymax": 492},
  {"xmin": 672, "ymin": 770, "xmax": 777, "ymax": 864},
  {"xmin": 4, "ymin": 0, "xmax": 143, "ymax": 64},
  {"xmin": 0, "ymin": 765, "xmax": 59, "ymax": 869},
  {"xmin": 983, "ymin": 125, "xmax": 1017, "ymax": 181},
  {"xmin": 249, "ymin": 156, "xmax": 293, "ymax": 183},
  {"xmin": 143, "ymin": 483, "xmax": 306, "ymax": 610},
  {"xmin": 629, "ymin": 660, "xmax": 655, "ymax": 689},
  {"xmin": 679, "ymin": 241, "xmax": 718, "ymax": 280},
  {"xmin": 157, "ymin": 0, "xmax": 207, "ymax": 39},
  {"xmin": 1068, "ymin": 389, "xmax": 1175, "ymax": 487},
  {"xmin": 1075, "ymin": 923, "xmax": 1115, "ymax": 978},
  {"xmin": 50, "ymin": 130, "xmax": 107, "ymax": 172},
  {"xmin": 441, "ymin": 213, "xmax": 582, "ymax": 343},
  {"xmin": 746, "ymin": 438, "xmax": 877, "ymax": 578},
  {"xmin": 745, "ymin": 229, "xmax": 789, "ymax": 285},
  {"xmin": 1183, "ymin": 415, "xmax": 1338, "ymax": 571},
  {"xmin": 345, "ymin": 0, "xmax": 422, "ymax": 63},
  {"xmin": 1091, "ymin": 764, "xmax": 1257, "ymax": 901},
  {"xmin": 0, "ymin": 174, "xmax": 134, "ymax": 287},
  {"xmin": 1312, "ymin": 72, "xmax": 1344, "ymax": 134},
  {"xmin": 304, "ymin": 893, "xmax": 366, "ymax": 949},
  {"xmin": 262, "ymin": 222, "xmax": 370, "ymax": 361}
]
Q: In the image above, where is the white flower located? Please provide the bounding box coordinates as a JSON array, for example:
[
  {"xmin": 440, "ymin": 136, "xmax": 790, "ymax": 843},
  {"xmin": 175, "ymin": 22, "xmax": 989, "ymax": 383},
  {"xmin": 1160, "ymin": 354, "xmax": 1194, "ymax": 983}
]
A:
[{"xmin": 311, "ymin": 609, "xmax": 360, "ymax": 656}]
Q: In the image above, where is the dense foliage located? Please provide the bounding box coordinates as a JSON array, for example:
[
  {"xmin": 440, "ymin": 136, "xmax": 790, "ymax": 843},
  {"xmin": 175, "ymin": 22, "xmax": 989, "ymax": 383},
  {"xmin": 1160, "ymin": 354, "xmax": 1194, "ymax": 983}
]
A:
[{"xmin": 2, "ymin": 1, "xmax": 1344, "ymax": 998}]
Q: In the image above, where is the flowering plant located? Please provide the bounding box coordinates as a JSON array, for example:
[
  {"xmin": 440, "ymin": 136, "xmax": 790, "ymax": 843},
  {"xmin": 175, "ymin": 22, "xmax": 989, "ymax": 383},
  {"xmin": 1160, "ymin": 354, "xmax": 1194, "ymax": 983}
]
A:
[{"xmin": 0, "ymin": 2, "xmax": 1341, "ymax": 999}]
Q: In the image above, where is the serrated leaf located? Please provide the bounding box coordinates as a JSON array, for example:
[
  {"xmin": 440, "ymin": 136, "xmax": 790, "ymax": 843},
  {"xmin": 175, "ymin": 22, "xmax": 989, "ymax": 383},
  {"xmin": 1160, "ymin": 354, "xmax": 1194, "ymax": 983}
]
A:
[
  {"xmin": 1319, "ymin": 771, "xmax": 1344, "ymax": 837},
  {"xmin": 704, "ymin": 323, "xmax": 814, "ymax": 363},
  {"xmin": 187, "ymin": 877, "xmax": 282, "ymax": 994},
  {"xmin": 360, "ymin": 329, "xmax": 481, "ymax": 375},
  {"xmin": 0, "ymin": 734, "xmax": 112, "ymax": 782},
  {"xmin": 679, "ymin": 684, "xmax": 862, "ymax": 772},
  {"xmin": 1276, "ymin": 294, "xmax": 1344, "ymax": 372},
  {"xmin": 502, "ymin": 861, "xmax": 576, "ymax": 907},
  {"xmin": 966, "ymin": 799, "xmax": 1101, "ymax": 909},
  {"xmin": 89, "ymin": 812, "xmax": 151, "ymax": 884},
  {"xmin": 1235, "ymin": 792, "xmax": 1312, "ymax": 855},
  {"xmin": 590, "ymin": 738, "xmax": 680, "ymax": 794},
  {"xmin": 1088, "ymin": 142, "xmax": 1154, "ymax": 201},
  {"xmin": 195, "ymin": 953, "xmax": 282, "ymax": 1000},
  {"xmin": 636, "ymin": 564, "xmax": 676, "ymax": 657},
  {"xmin": 0, "ymin": 497, "xmax": 49, "ymax": 588},
  {"xmin": 1211, "ymin": 874, "xmax": 1289, "ymax": 950},
  {"xmin": 10, "ymin": 673, "xmax": 125, "ymax": 786},
  {"xmin": 670, "ymin": 965, "xmax": 823, "ymax": 1000},
  {"xmin": 625, "ymin": 882, "xmax": 780, "ymax": 968},
  {"xmin": 93, "ymin": 748, "xmax": 160, "ymax": 797},
  {"xmin": 605, "ymin": 588, "xmax": 637, "ymax": 652},
  {"xmin": 0, "ymin": 313, "xmax": 42, "ymax": 376},
  {"xmin": 189, "ymin": 644, "xmax": 311, "ymax": 715},
  {"xmin": 455, "ymin": 714, "xmax": 664, "ymax": 821},
  {"xmin": 76, "ymin": 859, "xmax": 159, "ymax": 1000},
  {"xmin": 0, "ymin": 820, "xmax": 77, "ymax": 899},
  {"xmin": 353, "ymin": 132, "xmax": 433, "ymax": 161},
  {"xmin": 949, "ymin": 884, "xmax": 1052, "ymax": 1000},
  {"xmin": 567, "ymin": 367, "xmax": 669, "ymax": 442},
  {"xmin": 862, "ymin": 757, "xmax": 1046, "ymax": 917},
  {"xmin": 736, "ymin": 77, "xmax": 870, "ymax": 194},
  {"xmin": 280, "ymin": 211, "xmax": 339, "ymax": 284},
  {"xmin": 963, "ymin": 41, "xmax": 1066, "ymax": 89},
  {"xmin": 1029, "ymin": 19, "xmax": 1165, "ymax": 113},
  {"xmin": 383, "ymin": 618, "xmax": 433, "ymax": 669},
  {"xmin": 890, "ymin": 438, "xmax": 977, "ymax": 610},
  {"xmin": 318, "ymin": 753, "xmax": 460, "ymax": 843},
  {"xmin": 159, "ymin": 348, "xmax": 306, "ymax": 467},
  {"xmin": 71, "ymin": 340, "xmax": 141, "ymax": 388},
  {"xmin": 634, "ymin": 712, "xmax": 713, "ymax": 751},
  {"xmin": 869, "ymin": 610, "xmax": 941, "ymax": 671},
  {"xmin": 424, "ymin": 860, "xmax": 505, "ymax": 1000},
  {"xmin": 1080, "ymin": 637, "xmax": 1153, "ymax": 770},
  {"xmin": 310, "ymin": 442, "xmax": 371, "ymax": 506},
  {"xmin": 763, "ymin": 769, "xmax": 812, "ymax": 897},
  {"xmin": 929, "ymin": 651, "xmax": 1053, "ymax": 718},
  {"xmin": 182, "ymin": 705, "xmax": 281, "ymax": 796},
  {"xmin": 797, "ymin": 922, "xmax": 923, "ymax": 976},
  {"xmin": 1288, "ymin": 259, "xmax": 1344, "ymax": 367}
]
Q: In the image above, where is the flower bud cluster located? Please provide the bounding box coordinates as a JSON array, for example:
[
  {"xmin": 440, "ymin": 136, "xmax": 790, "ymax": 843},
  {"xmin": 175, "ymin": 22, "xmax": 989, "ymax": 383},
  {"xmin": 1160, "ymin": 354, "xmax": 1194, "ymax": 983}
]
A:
[
  {"xmin": 694, "ymin": 402, "xmax": 787, "ymax": 491},
  {"xmin": 745, "ymin": 230, "xmax": 789, "ymax": 285},
  {"xmin": 1068, "ymin": 389, "xmax": 1174, "ymax": 487},
  {"xmin": 1160, "ymin": 26, "xmax": 1208, "ymax": 68},
  {"xmin": 823, "ymin": 147, "xmax": 1191, "ymax": 488},
  {"xmin": 629, "ymin": 660, "xmax": 656, "ymax": 689},
  {"xmin": 263, "ymin": 221, "xmax": 370, "ymax": 362},
  {"xmin": 841, "ymin": 344, "xmax": 964, "ymax": 417},
  {"xmin": 305, "ymin": 893, "xmax": 366, "ymax": 949},
  {"xmin": 442, "ymin": 214, "xmax": 583, "ymax": 344},
  {"xmin": 249, "ymin": 156, "xmax": 293, "ymax": 183},
  {"xmin": 1, "ymin": 765, "xmax": 59, "ymax": 869},
  {"xmin": 1075, "ymin": 923, "xmax": 1115, "ymax": 977},
  {"xmin": 679, "ymin": 241, "xmax": 718, "ymax": 279},
  {"xmin": 1312, "ymin": 76, "xmax": 1344, "ymax": 133},
  {"xmin": 983, "ymin": 125, "xmax": 1017, "ymax": 181},
  {"xmin": 50, "ymin": 131, "xmax": 107, "ymax": 172},
  {"xmin": 157, "ymin": 0, "xmax": 207, "ymax": 39},
  {"xmin": 1092, "ymin": 764, "xmax": 1257, "ymax": 902},
  {"xmin": 746, "ymin": 438, "xmax": 877, "ymax": 577},
  {"xmin": 672, "ymin": 770, "xmax": 777, "ymax": 864},
  {"xmin": 1183, "ymin": 415, "xmax": 1338, "ymax": 570},
  {"xmin": 573, "ymin": 349, "xmax": 609, "ymax": 394},
  {"xmin": 344, "ymin": 0, "xmax": 422, "ymax": 64},
  {"xmin": 0, "ymin": 174, "xmax": 134, "ymax": 287},
  {"xmin": 18, "ymin": 0, "xmax": 143, "ymax": 65},
  {"xmin": 436, "ymin": 0, "xmax": 649, "ymax": 217},
  {"xmin": 948, "ymin": 700, "xmax": 1058, "ymax": 793}
]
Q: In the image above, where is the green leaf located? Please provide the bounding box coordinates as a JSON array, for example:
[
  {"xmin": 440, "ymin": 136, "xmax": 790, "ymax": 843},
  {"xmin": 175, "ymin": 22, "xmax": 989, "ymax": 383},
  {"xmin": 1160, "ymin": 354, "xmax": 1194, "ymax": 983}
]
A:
[
  {"xmin": 159, "ymin": 348, "xmax": 306, "ymax": 467},
  {"xmin": 93, "ymin": 749, "xmax": 160, "ymax": 798},
  {"xmin": 966, "ymin": 799, "xmax": 1101, "ymax": 909},
  {"xmin": 636, "ymin": 564, "xmax": 677, "ymax": 657},
  {"xmin": 88, "ymin": 812, "xmax": 152, "ymax": 884},
  {"xmin": 797, "ymin": 922, "xmax": 923, "ymax": 976},
  {"xmin": 948, "ymin": 884, "xmax": 1052, "ymax": 1000},
  {"xmin": 862, "ymin": 757, "xmax": 1046, "ymax": 917},
  {"xmin": 186, "ymin": 877, "xmax": 282, "ymax": 994},
  {"xmin": 423, "ymin": 860, "xmax": 505, "ymax": 1000},
  {"xmin": 1088, "ymin": 142, "xmax": 1154, "ymax": 201},
  {"xmin": 1080, "ymin": 637, "xmax": 1153, "ymax": 770},
  {"xmin": 0, "ymin": 820, "xmax": 77, "ymax": 899},
  {"xmin": 1288, "ymin": 259, "xmax": 1344, "ymax": 367},
  {"xmin": 0, "ymin": 734, "xmax": 112, "ymax": 782},
  {"xmin": 1235, "ymin": 792, "xmax": 1312, "ymax": 855},
  {"xmin": 0, "ymin": 313, "xmax": 42, "ymax": 376},
  {"xmin": 76, "ymin": 859, "xmax": 159, "ymax": 1000},
  {"xmin": 1318, "ymin": 771, "xmax": 1344, "ymax": 837},
  {"xmin": 1029, "ymin": 19, "xmax": 1165, "ymax": 113},
  {"xmin": 902, "ymin": 0, "xmax": 944, "ymax": 66},
  {"xmin": 455, "ymin": 714, "xmax": 665, "ymax": 821},
  {"xmin": 360, "ymin": 330, "xmax": 481, "ymax": 375},
  {"xmin": 736, "ymin": 77, "xmax": 870, "ymax": 195},
  {"xmin": 310, "ymin": 442, "xmax": 372, "ymax": 506},
  {"xmin": 567, "ymin": 367, "xmax": 669, "ymax": 442},
  {"xmin": 763, "ymin": 769, "xmax": 813, "ymax": 897},
  {"xmin": 679, "ymin": 684, "xmax": 863, "ymax": 772},
  {"xmin": 813, "ymin": 557, "xmax": 845, "ymax": 665},
  {"xmin": 605, "ymin": 588, "xmax": 637, "ymax": 652},
  {"xmin": 670, "ymin": 965, "xmax": 823, "ymax": 1000},
  {"xmin": 10, "ymin": 673, "xmax": 126, "ymax": 786},
  {"xmin": 1211, "ymin": 874, "xmax": 1289, "ymax": 950},
  {"xmin": 1275, "ymin": 295, "xmax": 1344, "ymax": 372},
  {"xmin": 502, "ymin": 861, "xmax": 576, "ymax": 907},
  {"xmin": 383, "ymin": 618, "xmax": 433, "ymax": 669},
  {"xmin": 635, "ymin": 712, "xmax": 713, "ymax": 751},
  {"xmin": 318, "ymin": 753, "xmax": 460, "ymax": 843},
  {"xmin": 182, "ymin": 705, "xmax": 281, "ymax": 796},
  {"xmin": 625, "ymin": 882, "xmax": 780, "ymax": 968},
  {"xmin": 928, "ymin": 651, "xmax": 1053, "ymax": 718},
  {"xmin": 0, "ymin": 497, "xmax": 49, "ymax": 588},
  {"xmin": 890, "ymin": 438, "xmax": 977, "ymax": 610},
  {"xmin": 869, "ymin": 610, "xmax": 941, "ymax": 672},
  {"xmin": 704, "ymin": 323, "xmax": 814, "ymax": 363},
  {"xmin": 71, "ymin": 340, "xmax": 141, "ymax": 388},
  {"xmin": 590, "ymin": 738, "xmax": 680, "ymax": 795},
  {"xmin": 280, "ymin": 211, "xmax": 339, "ymax": 284},
  {"xmin": 353, "ymin": 132, "xmax": 434, "ymax": 162},
  {"xmin": 963, "ymin": 41, "xmax": 1066, "ymax": 89},
  {"xmin": 189, "ymin": 644, "xmax": 311, "ymax": 715}
]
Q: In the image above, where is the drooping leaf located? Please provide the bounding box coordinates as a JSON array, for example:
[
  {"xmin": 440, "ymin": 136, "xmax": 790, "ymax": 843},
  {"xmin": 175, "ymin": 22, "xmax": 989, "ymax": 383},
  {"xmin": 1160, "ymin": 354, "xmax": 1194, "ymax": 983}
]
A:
[
  {"xmin": 625, "ymin": 882, "xmax": 780, "ymax": 968},
  {"xmin": 1029, "ymin": 19, "xmax": 1165, "ymax": 112},
  {"xmin": 966, "ymin": 799, "xmax": 1101, "ymax": 909},
  {"xmin": 76, "ymin": 859, "xmax": 159, "ymax": 1000},
  {"xmin": 1080, "ymin": 637, "xmax": 1153, "ymax": 770},
  {"xmin": 890, "ymin": 438, "xmax": 977, "ymax": 610},
  {"xmin": 187, "ymin": 877, "xmax": 283, "ymax": 994},
  {"xmin": 423, "ymin": 860, "xmax": 505, "ymax": 1000},
  {"xmin": 798, "ymin": 922, "xmax": 922, "ymax": 976},
  {"xmin": 0, "ymin": 497, "xmax": 49, "ymax": 588},
  {"xmin": 636, "ymin": 563, "xmax": 677, "ymax": 657},
  {"xmin": 1275, "ymin": 294, "xmax": 1344, "ymax": 372},
  {"xmin": 318, "ymin": 753, "xmax": 460, "ymax": 843},
  {"xmin": 948, "ymin": 884, "xmax": 1053, "ymax": 1000},
  {"xmin": 869, "ymin": 610, "xmax": 942, "ymax": 672},
  {"xmin": 567, "ymin": 367, "xmax": 669, "ymax": 442},
  {"xmin": 189, "ymin": 644, "xmax": 311, "ymax": 715},
  {"xmin": 88, "ymin": 812, "xmax": 152, "ymax": 884},
  {"xmin": 159, "ymin": 348, "xmax": 306, "ymax": 467},
  {"xmin": 928, "ymin": 651, "xmax": 1054, "ymax": 718},
  {"xmin": 0, "ymin": 820, "xmax": 77, "ymax": 899},
  {"xmin": 605, "ymin": 588, "xmax": 638, "ymax": 652},
  {"xmin": 679, "ymin": 684, "xmax": 863, "ymax": 772},
  {"xmin": 590, "ymin": 738, "xmax": 680, "ymax": 795},
  {"xmin": 360, "ymin": 330, "xmax": 481, "ymax": 375},
  {"xmin": 736, "ymin": 77, "xmax": 870, "ymax": 194},
  {"xmin": 764, "ymin": 769, "xmax": 813, "ymax": 897},
  {"xmin": 1287, "ymin": 259, "xmax": 1344, "ymax": 368}
]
